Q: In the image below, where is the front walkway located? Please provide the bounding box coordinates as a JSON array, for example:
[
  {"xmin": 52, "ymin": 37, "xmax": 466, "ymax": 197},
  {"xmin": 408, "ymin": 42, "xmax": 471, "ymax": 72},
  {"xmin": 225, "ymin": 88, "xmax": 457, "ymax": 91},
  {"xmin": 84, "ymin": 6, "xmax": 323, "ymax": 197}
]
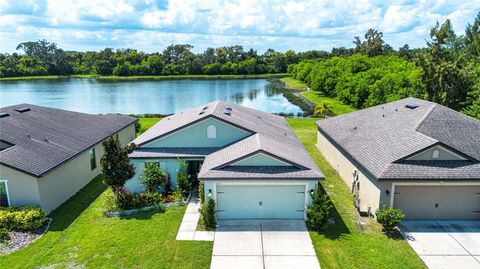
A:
[
  {"xmin": 176, "ymin": 191, "xmax": 215, "ymax": 241},
  {"xmin": 399, "ymin": 221, "xmax": 480, "ymax": 269},
  {"xmin": 211, "ymin": 219, "xmax": 320, "ymax": 269}
]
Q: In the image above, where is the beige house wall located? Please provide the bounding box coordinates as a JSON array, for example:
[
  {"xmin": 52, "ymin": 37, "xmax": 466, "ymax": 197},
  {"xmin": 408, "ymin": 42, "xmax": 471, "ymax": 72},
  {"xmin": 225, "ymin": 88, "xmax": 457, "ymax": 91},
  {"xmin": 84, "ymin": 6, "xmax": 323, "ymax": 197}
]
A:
[
  {"xmin": 1, "ymin": 123, "xmax": 135, "ymax": 213},
  {"xmin": 316, "ymin": 130, "xmax": 386, "ymax": 214},
  {"xmin": 0, "ymin": 165, "xmax": 40, "ymax": 207}
]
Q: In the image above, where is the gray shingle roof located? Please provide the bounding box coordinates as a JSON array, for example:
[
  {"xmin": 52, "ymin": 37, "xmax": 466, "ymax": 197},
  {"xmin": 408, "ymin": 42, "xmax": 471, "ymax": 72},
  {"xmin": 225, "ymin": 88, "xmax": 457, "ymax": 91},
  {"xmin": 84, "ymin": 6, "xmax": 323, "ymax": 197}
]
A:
[
  {"xmin": 316, "ymin": 97, "xmax": 480, "ymax": 180},
  {"xmin": 132, "ymin": 100, "xmax": 323, "ymax": 180},
  {"xmin": 0, "ymin": 104, "xmax": 137, "ymax": 177}
]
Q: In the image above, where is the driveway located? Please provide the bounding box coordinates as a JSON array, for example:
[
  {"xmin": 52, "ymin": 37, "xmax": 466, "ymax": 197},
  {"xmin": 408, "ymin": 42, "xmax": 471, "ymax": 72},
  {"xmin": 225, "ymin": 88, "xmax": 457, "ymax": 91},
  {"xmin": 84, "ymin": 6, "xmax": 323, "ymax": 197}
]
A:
[
  {"xmin": 211, "ymin": 219, "xmax": 320, "ymax": 269},
  {"xmin": 399, "ymin": 221, "xmax": 480, "ymax": 269}
]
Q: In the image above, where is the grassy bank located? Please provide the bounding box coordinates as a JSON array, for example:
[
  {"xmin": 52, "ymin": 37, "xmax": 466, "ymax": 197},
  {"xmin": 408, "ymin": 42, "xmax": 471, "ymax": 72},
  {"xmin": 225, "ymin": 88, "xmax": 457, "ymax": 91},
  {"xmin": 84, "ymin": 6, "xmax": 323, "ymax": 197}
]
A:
[
  {"xmin": 0, "ymin": 73, "xmax": 287, "ymax": 81},
  {"xmin": 281, "ymin": 76, "xmax": 356, "ymax": 116},
  {"xmin": 280, "ymin": 77, "xmax": 308, "ymax": 90},
  {"xmin": 287, "ymin": 118, "xmax": 425, "ymax": 269}
]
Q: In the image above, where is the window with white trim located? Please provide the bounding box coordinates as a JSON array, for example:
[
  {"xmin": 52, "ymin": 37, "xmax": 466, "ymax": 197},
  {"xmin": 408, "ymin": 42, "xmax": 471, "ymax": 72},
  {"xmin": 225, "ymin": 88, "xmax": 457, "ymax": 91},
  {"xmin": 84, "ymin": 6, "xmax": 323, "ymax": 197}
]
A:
[
  {"xmin": 0, "ymin": 181, "xmax": 9, "ymax": 207},
  {"xmin": 207, "ymin": 125, "xmax": 217, "ymax": 139}
]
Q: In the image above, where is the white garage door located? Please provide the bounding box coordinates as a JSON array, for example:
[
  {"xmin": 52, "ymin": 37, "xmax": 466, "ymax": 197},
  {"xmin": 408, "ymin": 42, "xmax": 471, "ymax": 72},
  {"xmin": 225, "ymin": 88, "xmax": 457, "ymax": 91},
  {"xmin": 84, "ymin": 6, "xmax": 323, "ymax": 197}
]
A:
[
  {"xmin": 393, "ymin": 185, "xmax": 480, "ymax": 220},
  {"xmin": 216, "ymin": 185, "xmax": 306, "ymax": 219}
]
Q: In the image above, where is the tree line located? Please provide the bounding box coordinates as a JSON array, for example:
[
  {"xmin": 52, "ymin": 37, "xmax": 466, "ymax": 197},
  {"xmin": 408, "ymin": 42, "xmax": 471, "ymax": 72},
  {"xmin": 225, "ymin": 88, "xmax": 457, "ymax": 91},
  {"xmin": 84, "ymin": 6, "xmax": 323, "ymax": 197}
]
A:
[
  {"xmin": 288, "ymin": 13, "xmax": 480, "ymax": 119},
  {"xmin": 0, "ymin": 42, "xmax": 331, "ymax": 77}
]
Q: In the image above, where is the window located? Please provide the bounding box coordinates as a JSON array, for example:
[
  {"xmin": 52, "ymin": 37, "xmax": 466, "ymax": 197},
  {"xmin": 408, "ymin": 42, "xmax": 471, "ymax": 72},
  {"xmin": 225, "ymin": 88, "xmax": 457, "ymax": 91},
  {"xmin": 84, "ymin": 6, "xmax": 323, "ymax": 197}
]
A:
[
  {"xmin": 207, "ymin": 125, "xmax": 217, "ymax": 139},
  {"xmin": 89, "ymin": 148, "xmax": 96, "ymax": 170},
  {"xmin": 432, "ymin": 149, "xmax": 440, "ymax": 159},
  {"xmin": 0, "ymin": 181, "xmax": 9, "ymax": 207}
]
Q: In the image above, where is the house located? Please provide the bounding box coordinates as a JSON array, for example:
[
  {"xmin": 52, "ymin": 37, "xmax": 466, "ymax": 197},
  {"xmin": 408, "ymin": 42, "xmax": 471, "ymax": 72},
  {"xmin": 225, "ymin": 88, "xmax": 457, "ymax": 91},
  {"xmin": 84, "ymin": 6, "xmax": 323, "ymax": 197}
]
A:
[
  {"xmin": 0, "ymin": 104, "xmax": 137, "ymax": 213},
  {"xmin": 127, "ymin": 100, "xmax": 323, "ymax": 220},
  {"xmin": 316, "ymin": 97, "xmax": 480, "ymax": 220}
]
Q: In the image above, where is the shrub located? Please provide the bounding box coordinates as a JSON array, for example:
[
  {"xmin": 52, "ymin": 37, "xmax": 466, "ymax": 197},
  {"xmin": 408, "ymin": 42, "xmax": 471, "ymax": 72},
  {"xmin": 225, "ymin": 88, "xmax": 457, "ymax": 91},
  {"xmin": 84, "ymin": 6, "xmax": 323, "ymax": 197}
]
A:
[
  {"xmin": 0, "ymin": 228, "xmax": 9, "ymax": 243},
  {"xmin": 0, "ymin": 206, "xmax": 47, "ymax": 230},
  {"xmin": 306, "ymin": 188, "xmax": 332, "ymax": 232},
  {"xmin": 375, "ymin": 206, "xmax": 405, "ymax": 234},
  {"xmin": 198, "ymin": 181, "xmax": 204, "ymax": 204},
  {"xmin": 176, "ymin": 158, "xmax": 191, "ymax": 195},
  {"xmin": 172, "ymin": 189, "xmax": 184, "ymax": 202},
  {"xmin": 116, "ymin": 191, "xmax": 164, "ymax": 210},
  {"xmin": 200, "ymin": 197, "xmax": 216, "ymax": 229},
  {"xmin": 103, "ymin": 190, "xmax": 119, "ymax": 212},
  {"xmin": 139, "ymin": 163, "xmax": 167, "ymax": 193}
]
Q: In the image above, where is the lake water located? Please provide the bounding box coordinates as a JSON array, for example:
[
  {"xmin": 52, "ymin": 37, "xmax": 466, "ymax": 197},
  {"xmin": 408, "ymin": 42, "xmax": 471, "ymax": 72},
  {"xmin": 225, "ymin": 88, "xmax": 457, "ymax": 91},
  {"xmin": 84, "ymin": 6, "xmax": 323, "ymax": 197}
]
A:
[{"xmin": 0, "ymin": 78, "xmax": 303, "ymax": 115}]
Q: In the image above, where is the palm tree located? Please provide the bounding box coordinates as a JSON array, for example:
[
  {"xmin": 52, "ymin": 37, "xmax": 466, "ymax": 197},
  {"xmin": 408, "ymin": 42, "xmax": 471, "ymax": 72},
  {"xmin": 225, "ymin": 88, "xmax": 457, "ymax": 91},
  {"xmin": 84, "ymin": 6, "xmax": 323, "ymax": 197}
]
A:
[{"xmin": 314, "ymin": 102, "xmax": 335, "ymax": 118}]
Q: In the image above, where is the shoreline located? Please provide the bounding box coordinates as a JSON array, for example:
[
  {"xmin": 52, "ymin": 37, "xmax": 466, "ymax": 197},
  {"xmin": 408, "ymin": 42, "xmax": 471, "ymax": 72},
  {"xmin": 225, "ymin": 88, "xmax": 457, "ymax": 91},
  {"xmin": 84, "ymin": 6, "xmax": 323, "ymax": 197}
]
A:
[{"xmin": 0, "ymin": 73, "xmax": 287, "ymax": 81}]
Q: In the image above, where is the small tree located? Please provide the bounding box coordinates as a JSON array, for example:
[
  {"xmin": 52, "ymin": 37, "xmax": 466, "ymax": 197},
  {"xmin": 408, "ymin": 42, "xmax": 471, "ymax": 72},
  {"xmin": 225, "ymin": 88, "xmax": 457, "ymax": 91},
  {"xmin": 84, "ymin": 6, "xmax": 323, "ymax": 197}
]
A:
[
  {"xmin": 314, "ymin": 102, "xmax": 335, "ymax": 118},
  {"xmin": 176, "ymin": 158, "xmax": 191, "ymax": 195},
  {"xmin": 101, "ymin": 136, "xmax": 136, "ymax": 198},
  {"xmin": 201, "ymin": 197, "xmax": 216, "ymax": 229},
  {"xmin": 306, "ymin": 188, "xmax": 332, "ymax": 232},
  {"xmin": 139, "ymin": 163, "xmax": 166, "ymax": 193},
  {"xmin": 375, "ymin": 206, "xmax": 405, "ymax": 234}
]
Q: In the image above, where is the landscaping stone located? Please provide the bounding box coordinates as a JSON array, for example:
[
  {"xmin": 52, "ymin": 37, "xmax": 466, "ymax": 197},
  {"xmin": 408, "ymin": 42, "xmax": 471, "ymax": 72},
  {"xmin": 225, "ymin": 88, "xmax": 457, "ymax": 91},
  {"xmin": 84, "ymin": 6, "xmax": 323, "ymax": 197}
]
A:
[{"xmin": 0, "ymin": 218, "xmax": 52, "ymax": 255}]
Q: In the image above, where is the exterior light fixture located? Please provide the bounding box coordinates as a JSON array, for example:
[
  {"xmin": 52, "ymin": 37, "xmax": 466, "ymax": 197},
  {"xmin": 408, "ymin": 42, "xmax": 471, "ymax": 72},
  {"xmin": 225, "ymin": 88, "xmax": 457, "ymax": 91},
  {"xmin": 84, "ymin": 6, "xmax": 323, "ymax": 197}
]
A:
[
  {"xmin": 208, "ymin": 189, "xmax": 212, "ymax": 198},
  {"xmin": 385, "ymin": 190, "xmax": 390, "ymax": 196}
]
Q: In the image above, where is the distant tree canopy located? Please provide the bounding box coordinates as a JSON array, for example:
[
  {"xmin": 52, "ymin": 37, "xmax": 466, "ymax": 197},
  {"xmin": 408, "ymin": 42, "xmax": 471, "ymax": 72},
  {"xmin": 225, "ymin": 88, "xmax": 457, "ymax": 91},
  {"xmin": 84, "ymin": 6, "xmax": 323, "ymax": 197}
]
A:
[
  {"xmin": 0, "ymin": 42, "xmax": 333, "ymax": 78},
  {"xmin": 288, "ymin": 12, "xmax": 480, "ymax": 119}
]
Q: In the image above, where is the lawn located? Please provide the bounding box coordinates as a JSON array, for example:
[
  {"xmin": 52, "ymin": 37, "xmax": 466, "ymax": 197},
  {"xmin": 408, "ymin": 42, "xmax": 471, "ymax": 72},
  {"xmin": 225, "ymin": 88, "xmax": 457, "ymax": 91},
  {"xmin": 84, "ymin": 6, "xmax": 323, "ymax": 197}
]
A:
[
  {"xmin": 0, "ymin": 177, "xmax": 213, "ymax": 268},
  {"xmin": 287, "ymin": 118, "xmax": 426, "ymax": 269},
  {"xmin": 136, "ymin": 117, "xmax": 162, "ymax": 136},
  {"xmin": 300, "ymin": 91, "xmax": 356, "ymax": 115},
  {"xmin": 280, "ymin": 77, "xmax": 308, "ymax": 89}
]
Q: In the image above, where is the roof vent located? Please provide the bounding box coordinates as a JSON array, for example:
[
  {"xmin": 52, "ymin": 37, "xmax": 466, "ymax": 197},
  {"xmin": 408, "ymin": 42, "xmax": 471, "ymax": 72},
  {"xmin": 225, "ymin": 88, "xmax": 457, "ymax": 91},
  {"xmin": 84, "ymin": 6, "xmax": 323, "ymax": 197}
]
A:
[
  {"xmin": 27, "ymin": 134, "xmax": 31, "ymax": 139},
  {"xmin": 225, "ymin": 107, "xmax": 232, "ymax": 111},
  {"xmin": 199, "ymin": 111, "xmax": 205, "ymax": 115},
  {"xmin": 405, "ymin": 104, "xmax": 418, "ymax": 109},
  {"xmin": 0, "ymin": 112, "xmax": 9, "ymax": 118},
  {"xmin": 223, "ymin": 110, "xmax": 231, "ymax": 116},
  {"xmin": 203, "ymin": 106, "xmax": 208, "ymax": 110},
  {"xmin": 382, "ymin": 114, "xmax": 385, "ymax": 117},
  {"xmin": 395, "ymin": 108, "xmax": 398, "ymax": 111},
  {"xmin": 353, "ymin": 126, "xmax": 357, "ymax": 130},
  {"xmin": 44, "ymin": 138, "xmax": 49, "ymax": 143},
  {"xmin": 15, "ymin": 107, "xmax": 31, "ymax": 113}
]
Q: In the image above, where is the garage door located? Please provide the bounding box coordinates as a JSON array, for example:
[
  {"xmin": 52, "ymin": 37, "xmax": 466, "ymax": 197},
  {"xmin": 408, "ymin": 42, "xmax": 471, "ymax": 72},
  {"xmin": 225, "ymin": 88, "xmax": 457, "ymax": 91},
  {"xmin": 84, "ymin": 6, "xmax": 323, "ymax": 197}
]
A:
[
  {"xmin": 393, "ymin": 186, "xmax": 480, "ymax": 220},
  {"xmin": 216, "ymin": 185, "xmax": 305, "ymax": 219}
]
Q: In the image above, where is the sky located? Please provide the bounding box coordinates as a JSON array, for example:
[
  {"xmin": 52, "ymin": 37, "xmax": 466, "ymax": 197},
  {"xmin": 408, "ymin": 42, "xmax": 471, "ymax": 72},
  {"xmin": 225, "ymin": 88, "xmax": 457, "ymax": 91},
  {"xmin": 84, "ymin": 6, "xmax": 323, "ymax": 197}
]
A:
[{"xmin": 0, "ymin": 0, "xmax": 479, "ymax": 54}]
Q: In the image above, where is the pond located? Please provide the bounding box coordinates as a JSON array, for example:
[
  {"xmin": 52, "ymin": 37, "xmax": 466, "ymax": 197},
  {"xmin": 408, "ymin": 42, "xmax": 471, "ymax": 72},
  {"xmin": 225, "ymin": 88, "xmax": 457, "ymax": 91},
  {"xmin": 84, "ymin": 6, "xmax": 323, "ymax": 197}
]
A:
[{"xmin": 0, "ymin": 78, "xmax": 303, "ymax": 115}]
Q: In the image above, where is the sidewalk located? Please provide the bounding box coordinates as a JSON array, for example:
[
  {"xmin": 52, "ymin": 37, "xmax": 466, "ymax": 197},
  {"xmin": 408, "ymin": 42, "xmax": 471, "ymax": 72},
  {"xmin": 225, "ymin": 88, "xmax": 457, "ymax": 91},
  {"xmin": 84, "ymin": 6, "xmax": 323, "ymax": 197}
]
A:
[{"xmin": 176, "ymin": 190, "xmax": 215, "ymax": 241}]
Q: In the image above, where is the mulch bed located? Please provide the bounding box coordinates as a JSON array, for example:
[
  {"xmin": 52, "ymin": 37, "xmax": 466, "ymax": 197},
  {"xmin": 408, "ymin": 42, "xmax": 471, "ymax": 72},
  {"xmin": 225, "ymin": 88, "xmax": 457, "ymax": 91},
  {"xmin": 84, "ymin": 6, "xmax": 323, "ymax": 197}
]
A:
[{"xmin": 0, "ymin": 219, "xmax": 51, "ymax": 255}]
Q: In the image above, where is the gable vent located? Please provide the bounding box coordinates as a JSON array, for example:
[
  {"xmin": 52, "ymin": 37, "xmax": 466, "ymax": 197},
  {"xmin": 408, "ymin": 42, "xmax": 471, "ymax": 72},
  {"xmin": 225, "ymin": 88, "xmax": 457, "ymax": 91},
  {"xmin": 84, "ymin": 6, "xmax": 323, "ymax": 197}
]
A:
[
  {"xmin": 0, "ymin": 112, "xmax": 9, "ymax": 118},
  {"xmin": 405, "ymin": 104, "xmax": 418, "ymax": 109},
  {"xmin": 15, "ymin": 107, "xmax": 31, "ymax": 113}
]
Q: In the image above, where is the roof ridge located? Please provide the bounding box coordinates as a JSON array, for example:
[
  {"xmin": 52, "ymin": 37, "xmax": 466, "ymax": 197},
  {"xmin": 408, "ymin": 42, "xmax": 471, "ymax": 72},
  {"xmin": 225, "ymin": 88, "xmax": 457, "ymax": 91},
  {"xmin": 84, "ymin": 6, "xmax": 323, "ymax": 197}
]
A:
[{"xmin": 414, "ymin": 103, "xmax": 437, "ymax": 132}]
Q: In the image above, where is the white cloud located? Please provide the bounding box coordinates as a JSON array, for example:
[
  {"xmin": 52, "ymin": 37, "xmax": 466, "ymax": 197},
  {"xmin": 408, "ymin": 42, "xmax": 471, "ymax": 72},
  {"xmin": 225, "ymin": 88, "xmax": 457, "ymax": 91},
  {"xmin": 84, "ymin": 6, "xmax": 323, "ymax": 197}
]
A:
[{"xmin": 0, "ymin": 0, "xmax": 478, "ymax": 52}]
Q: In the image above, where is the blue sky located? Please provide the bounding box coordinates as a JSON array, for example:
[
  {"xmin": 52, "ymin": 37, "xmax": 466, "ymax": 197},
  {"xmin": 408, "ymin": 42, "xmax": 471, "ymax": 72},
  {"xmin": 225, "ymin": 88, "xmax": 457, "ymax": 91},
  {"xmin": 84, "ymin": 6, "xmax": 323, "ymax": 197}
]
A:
[{"xmin": 0, "ymin": 0, "xmax": 478, "ymax": 53}]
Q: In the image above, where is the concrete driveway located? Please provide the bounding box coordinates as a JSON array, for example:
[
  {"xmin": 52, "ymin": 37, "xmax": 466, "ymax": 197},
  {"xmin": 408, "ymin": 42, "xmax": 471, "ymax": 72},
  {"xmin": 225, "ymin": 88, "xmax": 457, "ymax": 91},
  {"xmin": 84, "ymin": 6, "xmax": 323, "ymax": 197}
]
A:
[
  {"xmin": 211, "ymin": 219, "xmax": 320, "ymax": 269},
  {"xmin": 399, "ymin": 221, "xmax": 480, "ymax": 269}
]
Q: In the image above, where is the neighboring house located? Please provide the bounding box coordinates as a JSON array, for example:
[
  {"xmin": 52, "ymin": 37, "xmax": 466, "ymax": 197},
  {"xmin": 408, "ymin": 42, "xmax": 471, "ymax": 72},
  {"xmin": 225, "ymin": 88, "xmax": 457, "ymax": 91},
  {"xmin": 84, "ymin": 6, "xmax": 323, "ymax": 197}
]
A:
[
  {"xmin": 127, "ymin": 100, "xmax": 323, "ymax": 220},
  {"xmin": 316, "ymin": 97, "xmax": 480, "ymax": 220},
  {"xmin": 0, "ymin": 104, "xmax": 137, "ymax": 213}
]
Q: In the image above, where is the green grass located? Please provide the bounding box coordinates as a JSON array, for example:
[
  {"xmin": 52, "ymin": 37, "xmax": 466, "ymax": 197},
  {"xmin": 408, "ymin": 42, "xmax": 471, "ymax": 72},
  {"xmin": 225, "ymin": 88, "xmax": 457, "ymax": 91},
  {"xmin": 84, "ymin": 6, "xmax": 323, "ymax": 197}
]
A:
[
  {"xmin": 0, "ymin": 176, "xmax": 213, "ymax": 268},
  {"xmin": 300, "ymin": 91, "xmax": 356, "ymax": 115},
  {"xmin": 137, "ymin": 117, "xmax": 162, "ymax": 136},
  {"xmin": 280, "ymin": 77, "xmax": 308, "ymax": 89},
  {"xmin": 0, "ymin": 73, "xmax": 287, "ymax": 81},
  {"xmin": 287, "ymin": 118, "xmax": 425, "ymax": 269}
]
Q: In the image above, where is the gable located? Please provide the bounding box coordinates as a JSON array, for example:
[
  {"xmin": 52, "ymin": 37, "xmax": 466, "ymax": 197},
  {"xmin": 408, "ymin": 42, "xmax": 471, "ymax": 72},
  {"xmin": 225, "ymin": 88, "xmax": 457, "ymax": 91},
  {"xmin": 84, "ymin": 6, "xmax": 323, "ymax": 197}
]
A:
[
  {"xmin": 230, "ymin": 152, "xmax": 293, "ymax": 167},
  {"xmin": 142, "ymin": 117, "xmax": 251, "ymax": 148},
  {"xmin": 406, "ymin": 145, "xmax": 468, "ymax": 161}
]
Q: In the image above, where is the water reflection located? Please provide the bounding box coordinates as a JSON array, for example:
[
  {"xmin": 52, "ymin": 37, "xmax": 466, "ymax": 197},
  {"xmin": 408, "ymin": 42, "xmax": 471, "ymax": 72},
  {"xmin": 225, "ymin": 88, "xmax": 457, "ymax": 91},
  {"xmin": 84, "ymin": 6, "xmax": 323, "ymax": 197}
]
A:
[{"xmin": 0, "ymin": 78, "xmax": 303, "ymax": 115}]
